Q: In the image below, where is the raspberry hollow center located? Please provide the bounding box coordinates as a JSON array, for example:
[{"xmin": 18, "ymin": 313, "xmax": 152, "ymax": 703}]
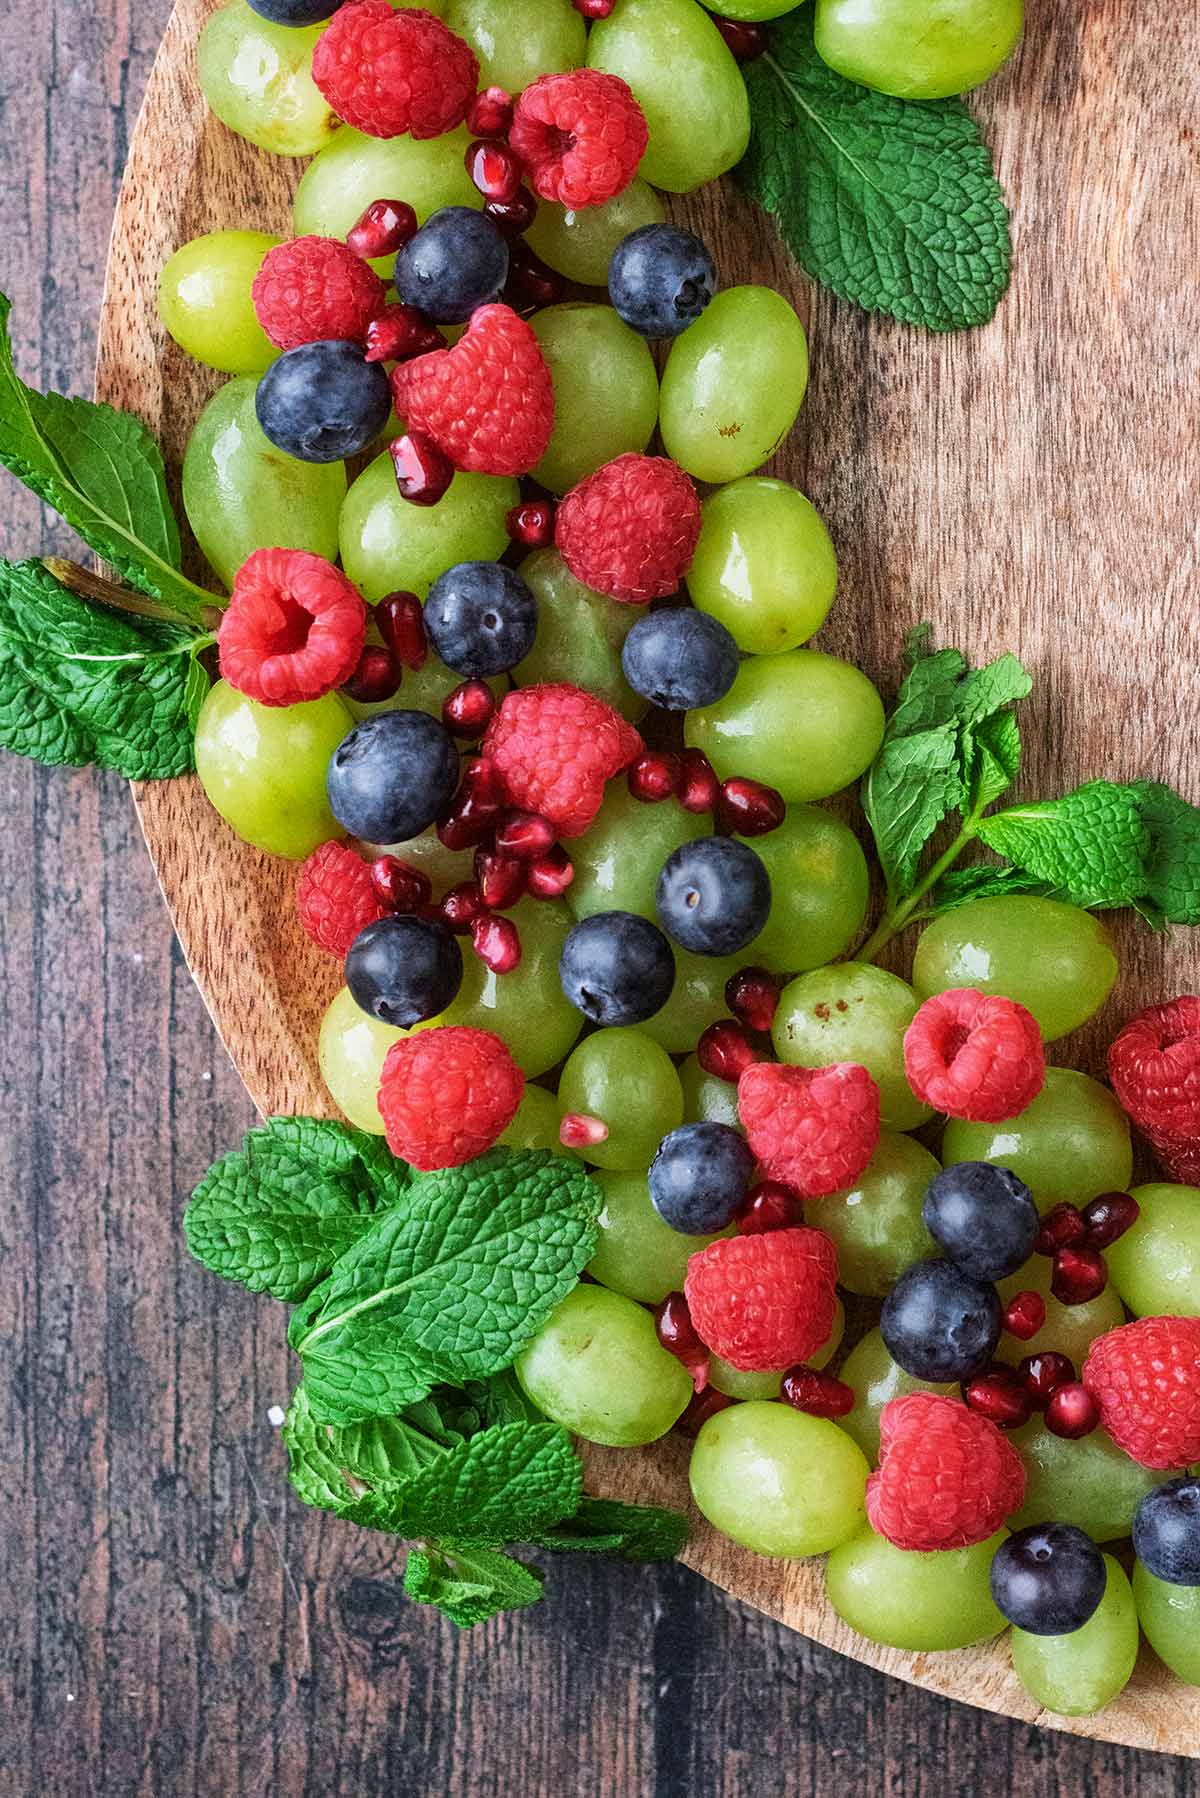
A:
[{"xmin": 262, "ymin": 595, "xmax": 313, "ymax": 659}]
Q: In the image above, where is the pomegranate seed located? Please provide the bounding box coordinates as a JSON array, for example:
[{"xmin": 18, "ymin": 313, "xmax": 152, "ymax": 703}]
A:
[
  {"xmin": 389, "ymin": 431, "xmax": 454, "ymax": 507},
  {"xmin": 465, "ymin": 138, "xmax": 524, "ymax": 206},
  {"xmin": 467, "ymin": 85, "xmax": 513, "ymax": 138},
  {"xmin": 654, "ymin": 1291, "xmax": 709, "ymax": 1391},
  {"xmin": 962, "ymin": 1364, "xmax": 1034, "ymax": 1429},
  {"xmin": 473, "ymin": 912, "xmax": 522, "ymax": 974},
  {"xmin": 346, "ymin": 198, "xmax": 418, "ymax": 261},
  {"xmin": 712, "ymin": 16, "xmax": 768, "ymax": 61},
  {"xmin": 781, "ymin": 1367, "xmax": 855, "ymax": 1420},
  {"xmin": 738, "ymin": 1180, "xmax": 804, "ymax": 1235},
  {"xmin": 486, "ymin": 189, "xmax": 539, "ymax": 237},
  {"xmin": 1045, "ymin": 1381, "xmax": 1101, "ymax": 1440},
  {"xmin": 1019, "ymin": 1350, "xmax": 1076, "ymax": 1410},
  {"xmin": 725, "ymin": 966, "xmax": 781, "ymax": 1033},
  {"xmin": 573, "ymin": 0, "xmax": 615, "ymax": 16},
  {"xmin": 375, "ymin": 591, "xmax": 428, "ymax": 670},
  {"xmin": 506, "ymin": 499, "xmax": 556, "ymax": 550},
  {"xmin": 495, "ymin": 810, "xmax": 556, "ymax": 860},
  {"xmin": 1003, "ymin": 1289, "xmax": 1047, "ymax": 1342},
  {"xmin": 365, "ymin": 304, "xmax": 444, "ymax": 364},
  {"xmin": 560, "ymin": 1111, "xmax": 609, "ymax": 1150},
  {"xmin": 369, "ymin": 856, "xmax": 432, "ymax": 914},
  {"xmin": 1051, "ymin": 1245, "xmax": 1109, "ymax": 1306},
  {"xmin": 475, "ymin": 847, "xmax": 526, "ymax": 911},
  {"xmin": 697, "ymin": 1019, "xmax": 758, "ymax": 1083},
  {"xmin": 1081, "ymin": 1190, "xmax": 1141, "ymax": 1249},
  {"xmin": 526, "ymin": 844, "xmax": 575, "ymax": 899},
  {"xmin": 342, "ymin": 643, "xmax": 401, "ymax": 704},
  {"xmin": 437, "ymin": 759, "xmax": 504, "ymax": 851},
  {"xmin": 677, "ymin": 747, "xmax": 720, "ymax": 813},
  {"xmin": 440, "ymin": 881, "xmax": 486, "ymax": 934},
  {"xmin": 1035, "ymin": 1202, "xmax": 1087, "ymax": 1256},
  {"xmin": 675, "ymin": 1387, "xmax": 733, "ymax": 1437},
  {"xmin": 505, "ymin": 240, "xmax": 566, "ymax": 313},
  {"xmin": 443, "ymin": 679, "xmax": 496, "ymax": 738},
  {"xmin": 628, "ymin": 750, "xmax": 681, "ymax": 803},
  {"xmin": 717, "ymin": 776, "xmax": 786, "ymax": 837}
]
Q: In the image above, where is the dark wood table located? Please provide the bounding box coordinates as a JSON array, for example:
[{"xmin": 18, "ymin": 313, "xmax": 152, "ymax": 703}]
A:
[{"xmin": 1, "ymin": 5, "xmax": 1196, "ymax": 1793}]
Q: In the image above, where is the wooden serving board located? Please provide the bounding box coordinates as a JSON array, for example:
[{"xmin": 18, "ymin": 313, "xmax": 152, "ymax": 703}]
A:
[{"xmin": 96, "ymin": 0, "xmax": 1200, "ymax": 1754}]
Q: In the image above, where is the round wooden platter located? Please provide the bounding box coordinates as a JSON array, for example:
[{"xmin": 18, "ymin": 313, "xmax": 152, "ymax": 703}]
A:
[{"xmin": 96, "ymin": 0, "xmax": 1200, "ymax": 1755}]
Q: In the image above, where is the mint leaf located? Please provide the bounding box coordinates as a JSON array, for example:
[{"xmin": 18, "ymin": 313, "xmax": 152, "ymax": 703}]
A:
[
  {"xmin": 888, "ymin": 632, "xmax": 969, "ymax": 735},
  {"xmin": 349, "ymin": 1422, "xmax": 581, "ymax": 1544},
  {"xmin": 961, "ymin": 708, "xmax": 1023, "ymax": 816},
  {"xmin": 283, "ymin": 1385, "xmax": 465, "ymax": 1512},
  {"xmin": 954, "ymin": 653, "xmax": 1032, "ymax": 729},
  {"xmin": 978, "ymin": 780, "xmax": 1151, "ymax": 908},
  {"xmin": 739, "ymin": 12, "xmax": 1011, "ymax": 331},
  {"xmin": 533, "ymin": 1497, "xmax": 688, "ymax": 1564},
  {"xmin": 862, "ymin": 722, "xmax": 962, "ymax": 900},
  {"xmin": 930, "ymin": 862, "xmax": 1059, "ymax": 913},
  {"xmin": 404, "ymin": 1542, "xmax": 544, "ymax": 1628},
  {"xmin": 1131, "ymin": 782, "xmax": 1200, "ymax": 926}
]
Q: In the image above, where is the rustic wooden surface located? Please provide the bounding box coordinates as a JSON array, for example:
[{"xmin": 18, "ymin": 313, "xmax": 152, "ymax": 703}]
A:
[{"xmin": 3, "ymin": 0, "xmax": 1199, "ymax": 1790}]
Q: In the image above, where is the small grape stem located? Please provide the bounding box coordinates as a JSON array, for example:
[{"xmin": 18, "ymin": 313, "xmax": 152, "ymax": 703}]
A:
[
  {"xmin": 858, "ymin": 824, "xmax": 979, "ymax": 963},
  {"xmin": 44, "ymin": 557, "xmax": 223, "ymax": 633}
]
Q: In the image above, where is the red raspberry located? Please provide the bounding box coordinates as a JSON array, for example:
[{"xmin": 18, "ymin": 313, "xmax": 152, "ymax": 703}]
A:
[
  {"xmin": 251, "ymin": 236, "xmax": 386, "ymax": 352},
  {"xmin": 312, "ymin": 1, "xmax": 478, "ymax": 141},
  {"xmin": 867, "ymin": 1393, "xmax": 1027, "ymax": 1551},
  {"xmin": 556, "ymin": 454, "xmax": 701, "ymax": 604},
  {"xmin": 684, "ymin": 1229, "xmax": 839, "ymax": 1373},
  {"xmin": 296, "ymin": 842, "xmax": 386, "ymax": 957},
  {"xmin": 904, "ymin": 987, "xmax": 1045, "ymax": 1122},
  {"xmin": 482, "ymin": 684, "xmax": 643, "ymax": 839},
  {"xmin": 737, "ymin": 1061, "xmax": 880, "ymax": 1199},
  {"xmin": 218, "ymin": 549, "xmax": 366, "ymax": 707},
  {"xmin": 1082, "ymin": 1315, "xmax": 1200, "ymax": 1470},
  {"xmin": 390, "ymin": 304, "xmax": 554, "ymax": 477},
  {"xmin": 509, "ymin": 70, "xmax": 648, "ymax": 209},
  {"xmin": 1108, "ymin": 996, "xmax": 1200, "ymax": 1181},
  {"xmin": 378, "ymin": 1025, "xmax": 524, "ymax": 1170}
]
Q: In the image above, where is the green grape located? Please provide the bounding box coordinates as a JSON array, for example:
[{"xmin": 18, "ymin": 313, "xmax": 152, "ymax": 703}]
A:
[
  {"xmin": 500, "ymin": 1083, "xmax": 579, "ymax": 1157},
  {"xmin": 815, "ymin": 0, "xmax": 1023, "ymax": 100},
  {"xmin": 817, "ymin": 1133, "xmax": 940, "ymax": 1297},
  {"xmin": 514, "ymin": 550, "xmax": 642, "ymax": 720},
  {"xmin": 690, "ymin": 1401, "xmax": 868, "ymax": 1557},
  {"xmin": 195, "ymin": 681, "xmax": 349, "ymax": 860},
  {"xmin": 515, "ymin": 1283, "xmax": 692, "ymax": 1446},
  {"xmin": 558, "ymin": 1029, "xmax": 683, "ymax": 1171},
  {"xmin": 589, "ymin": 1169, "xmax": 728, "ymax": 1304},
  {"xmin": 524, "ymin": 179, "xmax": 666, "ymax": 286},
  {"xmin": 827, "ymin": 1525, "xmax": 1007, "ymax": 1651},
  {"xmin": 773, "ymin": 963, "xmax": 932, "ymax": 1132},
  {"xmin": 687, "ymin": 650, "xmax": 885, "ymax": 803},
  {"xmin": 679, "ymin": 1053, "xmax": 743, "ymax": 1129},
  {"xmin": 1012, "ymin": 1556, "xmax": 1137, "ymax": 1718},
  {"xmin": 838, "ymin": 1329, "xmax": 955, "ymax": 1465},
  {"xmin": 637, "ymin": 948, "xmax": 745, "ymax": 1056},
  {"xmin": 744, "ymin": 804, "xmax": 870, "ymax": 975},
  {"xmin": 345, "ymin": 650, "xmax": 503, "ymax": 731},
  {"xmin": 530, "ymin": 304, "xmax": 659, "ymax": 495},
  {"xmin": 430, "ymin": 896, "xmax": 582, "ymax": 1077},
  {"xmin": 1107, "ymin": 1183, "xmax": 1200, "ymax": 1319},
  {"xmin": 943, "ymin": 1068, "xmax": 1133, "ymax": 1216},
  {"xmin": 912, "ymin": 896, "xmax": 1119, "ymax": 1043},
  {"xmin": 995, "ymin": 1252, "xmax": 1125, "ymax": 1368},
  {"xmin": 445, "ymin": 0, "xmax": 585, "ymax": 91},
  {"xmin": 198, "ymin": 2, "xmax": 340, "ymax": 158},
  {"xmin": 568, "ymin": 781, "xmax": 706, "ymax": 922},
  {"xmin": 158, "ymin": 231, "xmax": 280, "ymax": 376},
  {"xmin": 1133, "ymin": 1563, "xmax": 1200, "ymax": 1685},
  {"xmin": 660, "ymin": 287, "xmax": 808, "ymax": 484},
  {"xmin": 1009, "ymin": 1420, "xmax": 1167, "ymax": 1543},
  {"xmin": 587, "ymin": 0, "xmax": 750, "ymax": 192},
  {"xmin": 689, "ymin": 477, "xmax": 837, "ymax": 655},
  {"xmin": 707, "ymin": 0, "xmax": 807, "ymax": 16},
  {"xmin": 183, "ymin": 377, "xmax": 346, "ymax": 590},
  {"xmin": 340, "ymin": 453, "xmax": 518, "ymax": 599},
  {"xmin": 294, "ymin": 125, "xmax": 482, "ymax": 278},
  {"xmin": 320, "ymin": 985, "xmax": 401, "ymax": 1133}
]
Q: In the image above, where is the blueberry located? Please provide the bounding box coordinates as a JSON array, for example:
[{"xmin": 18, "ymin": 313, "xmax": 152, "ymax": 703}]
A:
[
  {"xmin": 255, "ymin": 340, "xmax": 392, "ymax": 464},
  {"xmin": 246, "ymin": 0, "xmax": 340, "ymax": 21},
  {"xmin": 649, "ymin": 1123, "xmax": 756, "ymax": 1235},
  {"xmin": 424, "ymin": 562, "xmax": 538, "ymax": 677},
  {"xmin": 608, "ymin": 224, "xmax": 717, "ymax": 340},
  {"xmin": 990, "ymin": 1524, "xmax": 1108, "ymax": 1635},
  {"xmin": 346, "ymin": 915, "xmax": 463, "ymax": 1029},
  {"xmin": 394, "ymin": 207, "xmax": 509, "ymax": 324},
  {"xmin": 879, "ymin": 1258, "xmax": 1002, "ymax": 1383},
  {"xmin": 327, "ymin": 711, "xmax": 460, "ymax": 845},
  {"xmin": 1133, "ymin": 1477, "xmax": 1200, "ymax": 1586},
  {"xmin": 656, "ymin": 837, "xmax": 771, "ymax": 957},
  {"xmin": 559, "ymin": 911, "xmax": 676, "ymax": 1026},
  {"xmin": 921, "ymin": 1162, "xmax": 1039, "ymax": 1283},
  {"xmin": 621, "ymin": 608, "xmax": 739, "ymax": 711}
]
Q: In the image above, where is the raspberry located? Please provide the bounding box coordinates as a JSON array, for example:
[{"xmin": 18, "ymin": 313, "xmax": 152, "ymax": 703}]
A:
[
  {"xmin": 556, "ymin": 454, "xmax": 701, "ymax": 603},
  {"xmin": 866, "ymin": 1393, "xmax": 1027, "ymax": 1551},
  {"xmin": 296, "ymin": 841, "xmax": 387, "ymax": 957},
  {"xmin": 737, "ymin": 1061, "xmax": 880, "ymax": 1199},
  {"xmin": 904, "ymin": 987, "xmax": 1045, "ymax": 1122},
  {"xmin": 390, "ymin": 304, "xmax": 555, "ymax": 477},
  {"xmin": 378, "ymin": 1026, "xmax": 524, "ymax": 1170},
  {"xmin": 684, "ymin": 1229, "xmax": 839, "ymax": 1373},
  {"xmin": 218, "ymin": 549, "xmax": 366, "ymax": 707},
  {"xmin": 251, "ymin": 236, "xmax": 386, "ymax": 352},
  {"xmin": 1082, "ymin": 1316, "xmax": 1200, "ymax": 1470},
  {"xmin": 1108, "ymin": 996, "xmax": 1200, "ymax": 1180},
  {"xmin": 482, "ymin": 684, "xmax": 643, "ymax": 839},
  {"xmin": 509, "ymin": 70, "xmax": 648, "ymax": 209},
  {"xmin": 312, "ymin": 1, "xmax": 478, "ymax": 141}
]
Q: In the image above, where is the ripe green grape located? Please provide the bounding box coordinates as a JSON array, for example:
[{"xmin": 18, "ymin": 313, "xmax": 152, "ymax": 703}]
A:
[
  {"xmin": 660, "ymin": 287, "xmax": 808, "ymax": 483},
  {"xmin": 773, "ymin": 963, "xmax": 932, "ymax": 1131},
  {"xmin": 943, "ymin": 1067, "xmax": 1133, "ymax": 1215},
  {"xmin": 1133, "ymin": 1563, "xmax": 1200, "ymax": 1685},
  {"xmin": 691, "ymin": 1401, "xmax": 868, "ymax": 1556},
  {"xmin": 368, "ymin": 821, "xmax": 474, "ymax": 887},
  {"xmin": 568, "ymin": 782, "xmax": 706, "ymax": 922},
  {"xmin": 995, "ymin": 1251, "xmax": 1125, "ymax": 1368},
  {"xmin": 711, "ymin": 1298, "xmax": 847, "ymax": 1395},
  {"xmin": 158, "ymin": 232, "xmax": 280, "ymax": 376},
  {"xmin": 514, "ymin": 550, "xmax": 642, "ymax": 720},
  {"xmin": 320, "ymin": 984, "xmax": 401, "ymax": 1133},
  {"xmin": 678, "ymin": 1053, "xmax": 743, "ymax": 1129},
  {"xmin": 432, "ymin": 896, "xmax": 583, "ymax": 1077},
  {"xmin": 195, "ymin": 680, "xmax": 350, "ymax": 859},
  {"xmin": 198, "ymin": 2, "xmax": 340, "ymax": 158},
  {"xmin": 1105, "ymin": 1183, "xmax": 1200, "ymax": 1318},
  {"xmin": 515, "ymin": 1283, "xmax": 693, "ymax": 1446},
  {"xmin": 689, "ymin": 477, "xmax": 837, "ymax": 655},
  {"xmin": 501, "ymin": 1083, "xmax": 579, "ymax": 1157},
  {"xmin": 183, "ymin": 377, "xmax": 346, "ymax": 590},
  {"xmin": 344, "ymin": 648, "xmax": 503, "ymax": 731},
  {"xmin": 294, "ymin": 125, "xmax": 482, "ymax": 278},
  {"xmin": 557, "ymin": 1028, "xmax": 683, "ymax": 1171},
  {"xmin": 445, "ymin": 0, "xmax": 585, "ymax": 92},
  {"xmin": 912, "ymin": 896, "xmax": 1119, "ymax": 1043},
  {"xmin": 589, "ymin": 1169, "xmax": 728, "ymax": 1304},
  {"xmin": 827, "ymin": 1525, "xmax": 1007, "ymax": 1651},
  {"xmin": 815, "ymin": 0, "xmax": 1024, "ymax": 99},
  {"xmin": 816, "ymin": 1132, "xmax": 940, "ymax": 1297},
  {"xmin": 744, "ymin": 804, "xmax": 870, "ymax": 975},
  {"xmin": 711, "ymin": 0, "xmax": 808, "ymax": 15},
  {"xmin": 638, "ymin": 948, "xmax": 746, "ymax": 1056},
  {"xmin": 340, "ymin": 453, "xmax": 518, "ymax": 599},
  {"xmin": 838, "ymin": 1328, "xmax": 955, "ymax": 1465},
  {"xmin": 1012, "ymin": 1556, "xmax": 1137, "ymax": 1718},
  {"xmin": 687, "ymin": 650, "xmax": 885, "ymax": 803},
  {"xmin": 587, "ymin": 0, "xmax": 750, "ymax": 193},
  {"xmin": 524, "ymin": 179, "xmax": 666, "ymax": 286},
  {"xmin": 1010, "ymin": 1420, "xmax": 1167, "ymax": 1543},
  {"xmin": 530, "ymin": 304, "xmax": 659, "ymax": 495}
]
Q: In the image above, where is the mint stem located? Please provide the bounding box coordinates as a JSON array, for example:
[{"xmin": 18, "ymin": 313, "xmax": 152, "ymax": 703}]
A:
[
  {"xmin": 859, "ymin": 823, "xmax": 978, "ymax": 963},
  {"xmin": 43, "ymin": 557, "xmax": 222, "ymax": 633}
]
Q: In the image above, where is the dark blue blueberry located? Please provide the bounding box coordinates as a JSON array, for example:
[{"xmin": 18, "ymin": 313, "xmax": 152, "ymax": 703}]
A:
[
  {"xmin": 394, "ymin": 207, "xmax": 509, "ymax": 324},
  {"xmin": 255, "ymin": 340, "xmax": 392, "ymax": 464},
  {"xmin": 922, "ymin": 1161, "xmax": 1039, "ymax": 1283},
  {"xmin": 246, "ymin": 0, "xmax": 339, "ymax": 22},
  {"xmin": 621, "ymin": 608, "xmax": 739, "ymax": 711},
  {"xmin": 346, "ymin": 915, "xmax": 463, "ymax": 1029},
  {"xmin": 656, "ymin": 837, "xmax": 771, "ymax": 957},
  {"xmin": 608, "ymin": 224, "xmax": 717, "ymax": 340},
  {"xmin": 1133, "ymin": 1477, "xmax": 1200, "ymax": 1586},
  {"xmin": 559, "ymin": 911, "xmax": 675, "ymax": 1027},
  {"xmin": 424, "ymin": 562, "xmax": 538, "ymax": 677},
  {"xmin": 879, "ymin": 1258, "xmax": 1002, "ymax": 1383},
  {"xmin": 326, "ymin": 710, "xmax": 460, "ymax": 845},
  {"xmin": 990, "ymin": 1525, "xmax": 1107, "ymax": 1636},
  {"xmin": 649, "ymin": 1123, "xmax": 756, "ymax": 1235}
]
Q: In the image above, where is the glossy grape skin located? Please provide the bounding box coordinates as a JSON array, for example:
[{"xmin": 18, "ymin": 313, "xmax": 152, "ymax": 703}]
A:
[
  {"xmin": 995, "ymin": 1251, "xmax": 1125, "ymax": 1368},
  {"xmin": 320, "ymin": 985, "xmax": 401, "ymax": 1133},
  {"xmin": 345, "ymin": 655, "xmax": 504, "ymax": 732},
  {"xmin": 773, "ymin": 963, "xmax": 932, "ymax": 1132},
  {"xmin": 679, "ymin": 1052, "xmax": 743, "ymax": 1129},
  {"xmin": 942, "ymin": 1068, "xmax": 1133, "ymax": 1216},
  {"xmin": 638, "ymin": 948, "xmax": 746, "ymax": 1056},
  {"xmin": 827, "ymin": 1526, "xmax": 1008, "ymax": 1651},
  {"xmin": 815, "ymin": 0, "xmax": 1024, "ymax": 99},
  {"xmin": 687, "ymin": 651, "xmax": 886, "ymax": 803},
  {"xmin": 194, "ymin": 681, "xmax": 349, "ymax": 860},
  {"xmin": 558, "ymin": 1029, "xmax": 683, "ymax": 1172},
  {"xmin": 1133, "ymin": 1564, "xmax": 1200, "ymax": 1685},
  {"xmin": 198, "ymin": 3, "xmax": 336, "ymax": 157},
  {"xmin": 690, "ymin": 1401, "xmax": 869, "ymax": 1557},
  {"xmin": 514, "ymin": 550, "xmax": 642, "ymax": 720},
  {"xmin": 744, "ymin": 804, "xmax": 870, "ymax": 975},
  {"xmin": 660, "ymin": 288, "xmax": 808, "ymax": 484},
  {"xmin": 340, "ymin": 453, "xmax": 518, "ymax": 600},
  {"xmin": 1010, "ymin": 1421, "xmax": 1167, "ymax": 1544},
  {"xmin": 589, "ymin": 1169, "xmax": 729, "ymax": 1304},
  {"xmin": 515, "ymin": 1283, "xmax": 693, "ymax": 1446},
  {"xmin": 446, "ymin": 0, "xmax": 585, "ymax": 91},
  {"xmin": 500, "ymin": 1083, "xmax": 579, "ymax": 1157},
  {"xmin": 1106, "ymin": 1183, "xmax": 1200, "ymax": 1319},
  {"xmin": 525, "ymin": 180, "xmax": 666, "ymax": 286},
  {"xmin": 712, "ymin": 0, "xmax": 808, "ymax": 15},
  {"xmin": 568, "ymin": 782, "xmax": 706, "ymax": 923},
  {"xmin": 913, "ymin": 896, "xmax": 1118, "ymax": 1044},
  {"xmin": 159, "ymin": 232, "xmax": 280, "ymax": 376},
  {"xmin": 587, "ymin": 0, "xmax": 750, "ymax": 193},
  {"xmin": 183, "ymin": 377, "xmax": 346, "ymax": 590},
  {"xmin": 530, "ymin": 305, "xmax": 659, "ymax": 495},
  {"xmin": 294, "ymin": 125, "xmax": 482, "ymax": 278},
  {"xmin": 817, "ymin": 1133, "xmax": 940, "ymax": 1298},
  {"xmin": 838, "ymin": 1329, "xmax": 955, "ymax": 1466},
  {"xmin": 430, "ymin": 897, "xmax": 583, "ymax": 1077},
  {"xmin": 1011, "ymin": 1556, "xmax": 1137, "ymax": 1718},
  {"xmin": 689, "ymin": 477, "xmax": 836, "ymax": 654}
]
